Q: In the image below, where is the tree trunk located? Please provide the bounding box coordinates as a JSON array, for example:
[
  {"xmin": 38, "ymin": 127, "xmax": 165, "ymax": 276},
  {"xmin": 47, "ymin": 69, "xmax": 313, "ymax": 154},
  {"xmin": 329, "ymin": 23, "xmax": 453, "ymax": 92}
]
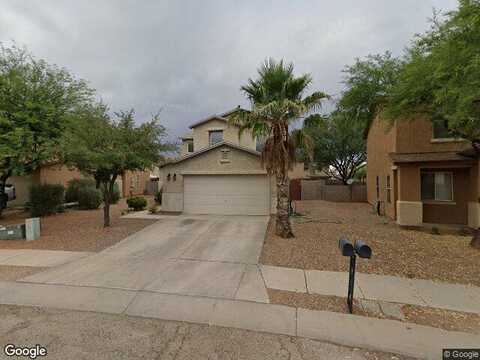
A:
[
  {"xmin": 103, "ymin": 197, "xmax": 110, "ymax": 228},
  {"xmin": 0, "ymin": 175, "xmax": 9, "ymax": 218},
  {"xmin": 275, "ymin": 173, "xmax": 294, "ymax": 238}
]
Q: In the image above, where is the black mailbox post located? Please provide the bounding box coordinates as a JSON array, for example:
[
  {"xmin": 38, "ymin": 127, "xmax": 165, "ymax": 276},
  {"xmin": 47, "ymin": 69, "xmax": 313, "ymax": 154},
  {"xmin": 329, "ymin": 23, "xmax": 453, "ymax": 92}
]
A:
[{"xmin": 338, "ymin": 238, "xmax": 372, "ymax": 314}]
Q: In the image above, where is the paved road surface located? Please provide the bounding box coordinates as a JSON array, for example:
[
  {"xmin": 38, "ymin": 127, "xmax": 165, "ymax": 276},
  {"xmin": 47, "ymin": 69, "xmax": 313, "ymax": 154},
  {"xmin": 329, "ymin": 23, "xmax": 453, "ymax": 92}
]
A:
[{"xmin": 0, "ymin": 305, "xmax": 409, "ymax": 360}]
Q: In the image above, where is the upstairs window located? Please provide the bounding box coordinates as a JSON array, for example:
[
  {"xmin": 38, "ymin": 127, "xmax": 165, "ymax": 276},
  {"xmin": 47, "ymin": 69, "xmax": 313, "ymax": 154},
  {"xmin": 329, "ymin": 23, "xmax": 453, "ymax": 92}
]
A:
[
  {"xmin": 209, "ymin": 130, "xmax": 223, "ymax": 145},
  {"xmin": 432, "ymin": 118, "xmax": 452, "ymax": 139},
  {"xmin": 187, "ymin": 140, "xmax": 194, "ymax": 153},
  {"xmin": 421, "ymin": 172, "xmax": 453, "ymax": 201}
]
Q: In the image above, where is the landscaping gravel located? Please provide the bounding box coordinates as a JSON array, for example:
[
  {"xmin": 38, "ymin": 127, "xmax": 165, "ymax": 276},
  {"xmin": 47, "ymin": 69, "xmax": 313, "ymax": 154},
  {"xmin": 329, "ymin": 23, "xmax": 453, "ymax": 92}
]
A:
[
  {"xmin": 268, "ymin": 289, "xmax": 480, "ymax": 334},
  {"xmin": 260, "ymin": 200, "xmax": 480, "ymax": 286},
  {"xmin": 0, "ymin": 197, "xmax": 157, "ymax": 252}
]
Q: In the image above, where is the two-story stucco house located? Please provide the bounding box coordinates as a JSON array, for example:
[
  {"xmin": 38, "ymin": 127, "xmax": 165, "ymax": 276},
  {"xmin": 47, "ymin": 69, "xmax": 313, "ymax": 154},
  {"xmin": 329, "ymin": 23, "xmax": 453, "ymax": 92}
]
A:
[
  {"xmin": 367, "ymin": 115, "xmax": 479, "ymax": 228},
  {"xmin": 160, "ymin": 107, "xmax": 277, "ymax": 215}
]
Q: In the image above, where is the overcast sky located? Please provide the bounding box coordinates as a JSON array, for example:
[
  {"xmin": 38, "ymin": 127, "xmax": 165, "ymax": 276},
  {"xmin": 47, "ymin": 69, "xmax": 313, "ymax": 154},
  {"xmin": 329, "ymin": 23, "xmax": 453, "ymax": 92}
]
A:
[{"xmin": 1, "ymin": 0, "xmax": 457, "ymax": 140}]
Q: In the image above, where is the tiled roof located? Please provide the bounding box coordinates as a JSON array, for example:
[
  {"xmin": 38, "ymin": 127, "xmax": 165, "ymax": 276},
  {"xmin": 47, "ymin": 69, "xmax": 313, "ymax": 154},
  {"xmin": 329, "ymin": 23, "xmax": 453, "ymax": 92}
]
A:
[
  {"xmin": 188, "ymin": 106, "xmax": 248, "ymax": 129},
  {"xmin": 389, "ymin": 151, "xmax": 475, "ymax": 163},
  {"xmin": 160, "ymin": 141, "xmax": 260, "ymax": 168}
]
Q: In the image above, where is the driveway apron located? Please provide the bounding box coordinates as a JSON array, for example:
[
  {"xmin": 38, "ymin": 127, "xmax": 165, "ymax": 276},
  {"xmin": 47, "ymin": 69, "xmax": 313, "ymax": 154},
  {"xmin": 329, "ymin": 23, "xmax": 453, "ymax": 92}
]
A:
[{"xmin": 20, "ymin": 215, "xmax": 269, "ymax": 299}]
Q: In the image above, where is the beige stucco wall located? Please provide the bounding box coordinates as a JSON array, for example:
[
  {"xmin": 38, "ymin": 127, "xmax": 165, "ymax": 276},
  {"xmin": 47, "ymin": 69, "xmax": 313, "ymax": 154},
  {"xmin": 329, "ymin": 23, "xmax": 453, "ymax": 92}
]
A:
[
  {"xmin": 39, "ymin": 164, "xmax": 84, "ymax": 187},
  {"xmin": 366, "ymin": 116, "xmax": 396, "ymax": 218},
  {"xmin": 397, "ymin": 201, "xmax": 423, "ymax": 226},
  {"xmin": 191, "ymin": 119, "xmax": 256, "ymax": 153},
  {"xmin": 288, "ymin": 162, "xmax": 307, "ymax": 179},
  {"xmin": 161, "ymin": 145, "xmax": 275, "ymax": 213},
  {"xmin": 395, "ymin": 117, "xmax": 471, "ymax": 154}
]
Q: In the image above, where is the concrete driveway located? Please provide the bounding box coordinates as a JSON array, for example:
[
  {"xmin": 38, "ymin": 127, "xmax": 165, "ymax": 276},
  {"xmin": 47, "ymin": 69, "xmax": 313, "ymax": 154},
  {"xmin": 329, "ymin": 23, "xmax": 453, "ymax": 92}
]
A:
[{"xmin": 21, "ymin": 215, "xmax": 269, "ymax": 301}]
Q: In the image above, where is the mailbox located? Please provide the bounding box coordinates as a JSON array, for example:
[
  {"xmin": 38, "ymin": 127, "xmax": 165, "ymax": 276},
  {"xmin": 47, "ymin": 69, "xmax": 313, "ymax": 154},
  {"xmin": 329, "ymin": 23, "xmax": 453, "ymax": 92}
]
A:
[
  {"xmin": 338, "ymin": 238, "xmax": 354, "ymax": 257},
  {"xmin": 354, "ymin": 240, "xmax": 372, "ymax": 259}
]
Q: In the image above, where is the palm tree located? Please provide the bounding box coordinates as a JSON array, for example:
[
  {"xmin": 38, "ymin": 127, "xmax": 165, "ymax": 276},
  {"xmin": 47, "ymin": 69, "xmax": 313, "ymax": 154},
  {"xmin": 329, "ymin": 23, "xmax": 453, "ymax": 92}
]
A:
[{"xmin": 232, "ymin": 59, "xmax": 328, "ymax": 238}]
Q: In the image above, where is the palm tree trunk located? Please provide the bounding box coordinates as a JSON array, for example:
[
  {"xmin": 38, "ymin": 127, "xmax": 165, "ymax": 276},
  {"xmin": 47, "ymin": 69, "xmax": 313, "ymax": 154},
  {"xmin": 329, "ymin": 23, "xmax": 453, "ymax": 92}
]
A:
[{"xmin": 276, "ymin": 173, "xmax": 294, "ymax": 238}]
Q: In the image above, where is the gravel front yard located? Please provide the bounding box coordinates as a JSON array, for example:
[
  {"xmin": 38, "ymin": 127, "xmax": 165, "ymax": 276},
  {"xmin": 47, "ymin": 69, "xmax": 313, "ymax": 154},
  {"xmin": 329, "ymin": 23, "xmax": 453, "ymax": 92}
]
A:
[
  {"xmin": 260, "ymin": 200, "xmax": 480, "ymax": 286},
  {"xmin": 0, "ymin": 197, "xmax": 157, "ymax": 252}
]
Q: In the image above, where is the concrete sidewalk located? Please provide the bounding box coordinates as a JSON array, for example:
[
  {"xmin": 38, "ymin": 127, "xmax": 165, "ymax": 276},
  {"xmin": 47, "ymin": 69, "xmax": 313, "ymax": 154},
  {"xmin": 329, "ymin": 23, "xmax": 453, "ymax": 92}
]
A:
[
  {"xmin": 0, "ymin": 249, "xmax": 91, "ymax": 267},
  {"xmin": 261, "ymin": 265, "xmax": 480, "ymax": 314},
  {"xmin": 0, "ymin": 280, "xmax": 478, "ymax": 359}
]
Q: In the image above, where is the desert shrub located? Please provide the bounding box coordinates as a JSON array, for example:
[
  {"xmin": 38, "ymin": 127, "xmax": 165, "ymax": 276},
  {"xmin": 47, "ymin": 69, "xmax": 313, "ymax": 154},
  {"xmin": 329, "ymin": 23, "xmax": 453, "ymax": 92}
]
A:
[
  {"xmin": 154, "ymin": 188, "xmax": 162, "ymax": 205},
  {"xmin": 29, "ymin": 184, "xmax": 65, "ymax": 217},
  {"xmin": 77, "ymin": 187, "xmax": 102, "ymax": 210},
  {"xmin": 149, "ymin": 204, "xmax": 159, "ymax": 214},
  {"xmin": 65, "ymin": 178, "xmax": 96, "ymax": 203},
  {"xmin": 127, "ymin": 196, "xmax": 147, "ymax": 211}
]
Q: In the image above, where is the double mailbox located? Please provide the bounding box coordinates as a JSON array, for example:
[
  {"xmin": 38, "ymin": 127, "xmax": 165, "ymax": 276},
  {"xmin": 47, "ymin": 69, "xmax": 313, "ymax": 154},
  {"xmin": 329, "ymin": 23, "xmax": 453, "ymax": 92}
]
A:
[
  {"xmin": 339, "ymin": 238, "xmax": 371, "ymax": 259},
  {"xmin": 338, "ymin": 237, "xmax": 372, "ymax": 314}
]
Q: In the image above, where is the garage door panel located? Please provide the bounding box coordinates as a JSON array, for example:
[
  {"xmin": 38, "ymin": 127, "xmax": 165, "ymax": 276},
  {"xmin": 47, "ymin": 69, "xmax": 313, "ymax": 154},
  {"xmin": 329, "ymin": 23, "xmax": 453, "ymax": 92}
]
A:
[{"xmin": 184, "ymin": 175, "xmax": 269, "ymax": 215}]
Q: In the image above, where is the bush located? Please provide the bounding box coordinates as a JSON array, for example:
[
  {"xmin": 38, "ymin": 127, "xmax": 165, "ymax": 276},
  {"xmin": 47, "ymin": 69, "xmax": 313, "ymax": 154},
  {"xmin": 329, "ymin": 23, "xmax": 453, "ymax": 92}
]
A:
[
  {"xmin": 149, "ymin": 204, "xmax": 159, "ymax": 214},
  {"xmin": 65, "ymin": 178, "xmax": 96, "ymax": 203},
  {"xmin": 29, "ymin": 184, "xmax": 65, "ymax": 217},
  {"xmin": 78, "ymin": 187, "xmax": 102, "ymax": 210},
  {"xmin": 154, "ymin": 188, "xmax": 162, "ymax": 205},
  {"xmin": 127, "ymin": 196, "xmax": 147, "ymax": 211}
]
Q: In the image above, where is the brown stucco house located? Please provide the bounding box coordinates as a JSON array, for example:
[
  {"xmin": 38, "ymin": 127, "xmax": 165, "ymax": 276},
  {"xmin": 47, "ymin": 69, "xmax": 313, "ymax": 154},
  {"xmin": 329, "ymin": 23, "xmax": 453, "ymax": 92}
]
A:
[
  {"xmin": 367, "ymin": 115, "xmax": 479, "ymax": 228},
  {"xmin": 8, "ymin": 163, "xmax": 153, "ymax": 207},
  {"xmin": 161, "ymin": 107, "xmax": 277, "ymax": 215}
]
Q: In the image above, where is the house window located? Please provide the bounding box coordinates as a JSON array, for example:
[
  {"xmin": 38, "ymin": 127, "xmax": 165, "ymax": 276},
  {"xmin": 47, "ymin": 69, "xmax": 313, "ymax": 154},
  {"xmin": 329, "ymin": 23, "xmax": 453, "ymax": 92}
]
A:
[
  {"xmin": 432, "ymin": 118, "xmax": 452, "ymax": 139},
  {"xmin": 421, "ymin": 172, "xmax": 453, "ymax": 201},
  {"xmin": 376, "ymin": 176, "xmax": 380, "ymax": 199},
  {"xmin": 187, "ymin": 141, "xmax": 194, "ymax": 153},
  {"xmin": 209, "ymin": 130, "xmax": 223, "ymax": 145},
  {"xmin": 386, "ymin": 175, "xmax": 391, "ymax": 203}
]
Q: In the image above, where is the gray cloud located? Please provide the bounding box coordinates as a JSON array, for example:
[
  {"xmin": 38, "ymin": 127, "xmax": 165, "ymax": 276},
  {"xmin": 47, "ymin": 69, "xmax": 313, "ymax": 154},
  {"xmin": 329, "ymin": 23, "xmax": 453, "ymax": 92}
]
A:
[{"xmin": 0, "ymin": 0, "xmax": 457, "ymax": 140}]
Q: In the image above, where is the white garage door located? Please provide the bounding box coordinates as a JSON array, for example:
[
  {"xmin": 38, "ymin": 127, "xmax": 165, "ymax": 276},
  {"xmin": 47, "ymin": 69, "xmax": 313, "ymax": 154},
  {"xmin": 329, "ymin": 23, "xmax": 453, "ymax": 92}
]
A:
[{"xmin": 184, "ymin": 175, "xmax": 270, "ymax": 215}]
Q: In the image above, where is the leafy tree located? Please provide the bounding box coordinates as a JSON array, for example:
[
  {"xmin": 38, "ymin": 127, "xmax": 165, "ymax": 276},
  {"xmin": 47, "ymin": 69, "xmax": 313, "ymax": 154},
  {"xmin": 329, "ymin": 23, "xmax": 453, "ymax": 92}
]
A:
[
  {"xmin": 385, "ymin": 0, "xmax": 480, "ymax": 143},
  {"xmin": 231, "ymin": 59, "xmax": 328, "ymax": 238},
  {"xmin": 0, "ymin": 44, "xmax": 92, "ymax": 215},
  {"xmin": 61, "ymin": 104, "xmax": 171, "ymax": 227},
  {"xmin": 304, "ymin": 112, "xmax": 366, "ymax": 184},
  {"xmin": 339, "ymin": 52, "xmax": 402, "ymax": 132},
  {"xmin": 383, "ymin": 0, "xmax": 480, "ymax": 248}
]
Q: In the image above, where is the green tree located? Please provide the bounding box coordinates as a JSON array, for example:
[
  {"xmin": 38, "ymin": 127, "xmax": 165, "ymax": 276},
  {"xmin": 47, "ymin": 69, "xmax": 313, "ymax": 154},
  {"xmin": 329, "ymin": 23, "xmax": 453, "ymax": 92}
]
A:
[
  {"xmin": 339, "ymin": 52, "xmax": 402, "ymax": 132},
  {"xmin": 231, "ymin": 59, "xmax": 328, "ymax": 238},
  {"xmin": 384, "ymin": 0, "xmax": 480, "ymax": 247},
  {"xmin": 0, "ymin": 44, "xmax": 93, "ymax": 214},
  {"xmin": 385, "ymin": 0, "xmax": 480, "ymax": 143},
  {"xmin": 304, "ymin": 112, "xmax": 366, "ymax": 184},
  {"xmin": 61, "ymin": 104, "xmax": 171, "ymax": 227}
]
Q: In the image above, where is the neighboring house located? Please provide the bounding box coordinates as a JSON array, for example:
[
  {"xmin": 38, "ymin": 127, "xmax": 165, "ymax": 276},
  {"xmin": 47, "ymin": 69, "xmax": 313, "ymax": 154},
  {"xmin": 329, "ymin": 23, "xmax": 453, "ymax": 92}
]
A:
[
  {"xmin": 161, "ymin": 107, "xmax": 276, "ymax": 215},
  {"xmin": 367, "ymin": 115, "xmax": 479, "ymax": 228},
  {"xmin": 7, "ymin": 163, "xmax": 153, "ymax": 207}
]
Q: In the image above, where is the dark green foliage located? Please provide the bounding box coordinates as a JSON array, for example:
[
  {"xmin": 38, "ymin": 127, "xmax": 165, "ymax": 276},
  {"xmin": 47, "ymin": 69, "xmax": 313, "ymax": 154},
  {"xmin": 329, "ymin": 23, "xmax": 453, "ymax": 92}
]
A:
[
  {"xmin": 339, "ymin": 52, "xmax": 402, "ymax": 133},
  {"xmin": 0, "ymin": 44, "xmax": 94, "ymax": 216},
  {"xmin": 304, "ymin": 112, "xmax": 366, "ymax": 184},
  {"xmin": 61, "ymin": 105, "xmax": 173, "ymax": 226},
  {"xmin": 385, "ymin": 0, "xmax": 480, "ymax": 142},
  {"xmin": 155, "ymin": 188, "xmax": 162, "ymax": 205},
  {"xmin": 29, "ymin": 184, "xmax": 65, "ymax": 217},
  {"xmin": 127, "ymin": 196, "xmax": 147, "ymax": 211},
  {"xmin": 77, "ymin": 186, "xmax": 102, "ymax": 210},
  {"xmin": 65, "ymin": 178, "xmax": 96, "ymax": 203}
]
